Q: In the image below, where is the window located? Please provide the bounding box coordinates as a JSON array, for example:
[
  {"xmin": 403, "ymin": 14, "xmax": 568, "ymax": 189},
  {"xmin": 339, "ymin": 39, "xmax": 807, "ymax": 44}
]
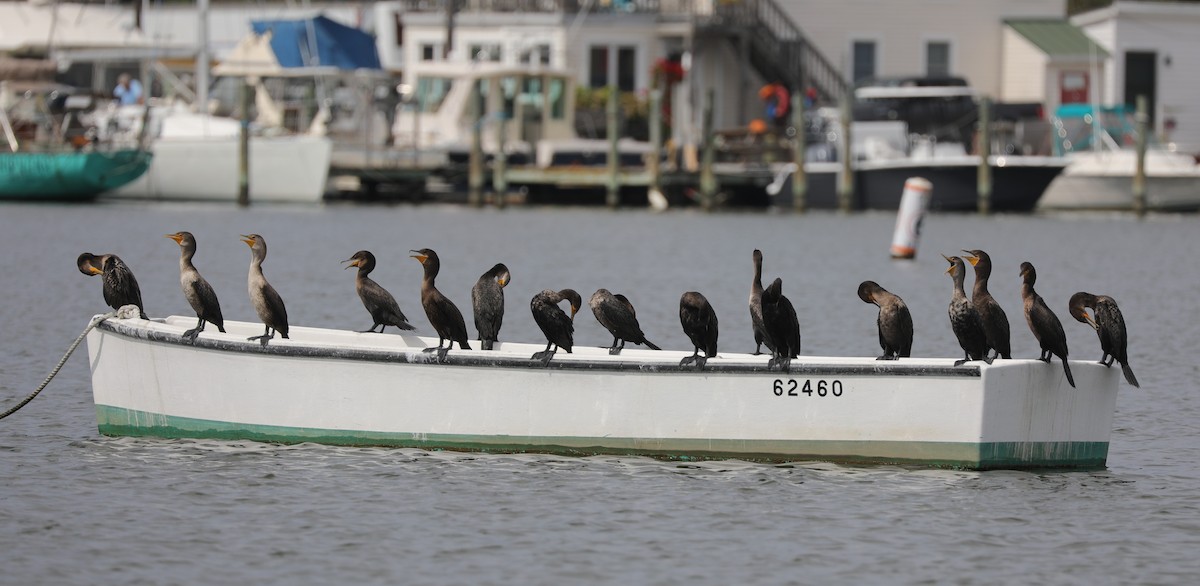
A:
[
  {"xmin": 420, "ymin": 44, "xmax": 439, "ymax": 61},
  {"xmin": 589, "ymin": 46, "xmax": 609, "ymax": 88},
  {"xmin": 469, "ymin": 43, "xmax": 502, "ymax": 62},
  {"xmin": 521, "ymin": 44, "xmax": 551, "ymax": 66},
  {"xmin": 617, "ymin": 46, "xmax": 636, "ymax": 92},
  {"xmin": 926, "ymin": 41, "xmax": 950, "ymax": 77},
  {"xmin": 852, "ymin": 40, "xmax": 876, "ymax": 83},
  {"xmin": 394, "ymin": 14, "xmax": 404, "ymax": 47},
  {"xmin": 548, "ymin": 78, "xmax": 565, "ymax": 119}
]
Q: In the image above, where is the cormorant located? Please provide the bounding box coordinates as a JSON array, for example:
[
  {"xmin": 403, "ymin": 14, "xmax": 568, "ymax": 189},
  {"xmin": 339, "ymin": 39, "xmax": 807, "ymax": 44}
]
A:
[
  {"xmin": 410, "ymin": 248, "xmax": 471, "ymax": 361},
  {"xmin": 679, "ymin": 291, "xmax": 718, "ymax": 368},
  {"xmin": 589, "ymin": 289, "xmax": 661, "ymax": 355},
  {"xmin": 760, "ymin": 278, "xmax": 801, "ymax": 371},
  {"xmin": 943, "ymin": 255, "xmax": 990, "ymax": 367},
  {"xmin": 343, "ymin": 250, "xmax": 416, "ymax": 334},
  {"xmin": 749, "ymin": 249, "xmax": 773, "ymax": 355},
  {"xmin": 472, "ymin": 263, "xmax": 510, "ymax": 350},
  {"xmin": 857, "ymin": 280, "xmax": 912, "ymax": 360},
  {"xmin": 166, "ymin": 231, "xmax": 225, "ymax": 339},
  {"xmin": 1020, "ymin": 261, "xmax": 1074, "ymax": 388},
  {"xmin": 240, "ymin": 234, "xmax": 289, "ymax": 346},
  {"xmin": 962, "ymin": 249, "xmax": 1012, "ymax": 359},
  {"xmin": 1070, "ymin": 292, "xmax": 1139, "ymax": 387},
  {"xmin": 77, "ymin": 252, "xmax": 148, "ymax": 320},
  {"xmin": 530, "ymin": 288, "xmax": 582, "ymax": 365}
]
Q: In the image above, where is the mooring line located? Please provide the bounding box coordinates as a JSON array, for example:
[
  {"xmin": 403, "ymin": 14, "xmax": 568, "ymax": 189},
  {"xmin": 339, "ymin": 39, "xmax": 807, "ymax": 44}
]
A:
[{"xmin": 0, "ymin": 305, "xmax": 138, "ymax": 421}]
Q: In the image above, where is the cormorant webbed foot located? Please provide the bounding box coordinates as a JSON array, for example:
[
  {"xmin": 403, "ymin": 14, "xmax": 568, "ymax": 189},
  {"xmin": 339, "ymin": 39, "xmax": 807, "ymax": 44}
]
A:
[
  {"xmin": 532, "ymin": 350, "xmax": 556, "ymax": 365},
  {"xmin": 183, "ymin": 328, "xmax": 201, "ymax": 341},
  {"xmin": 953, "ymin": 358, "xmax": 969, "ymax": 367},
  {"xmin": 436, "ymin": 347, "xmax": 450, "ymax": 363},
  {"xmin": 680, "ymin": 354, "xmax": 698, "ymax": 367}
]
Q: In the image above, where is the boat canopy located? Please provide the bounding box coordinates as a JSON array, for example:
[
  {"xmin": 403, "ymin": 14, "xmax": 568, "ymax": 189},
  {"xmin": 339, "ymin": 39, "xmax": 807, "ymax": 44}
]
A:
[{"xmin": 214, "ymin": 15, "xmax": 384, "ymax": 78}]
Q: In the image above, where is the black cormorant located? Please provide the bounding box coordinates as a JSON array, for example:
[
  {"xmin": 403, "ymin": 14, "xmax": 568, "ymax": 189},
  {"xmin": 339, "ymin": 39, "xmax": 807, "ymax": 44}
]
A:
[
  {"xmin": 1070, "ymin": 292, "xmax": 1138, "ymax": 387},
  {"xmin": 962, "ymin": 249, "xmax": 1012, "ymax": 359},
  {"xmin": 760, "ymin": 278, "xmax": 801, "ymax": 371},
  {"xmin": 589, "ymin": 289, "xmax": 661, "ymax": 355},
  {"xmin": 679, "ymin": 291, "xmax": 718, "ymax": 368},
  {"xmin": 1020, "ymin": 261, "xmax": 1074, "ymax": 387},
  {"xmin": 472, "ymin": 263, "xmax": 510, "ymax": 350},
  {"xmin": 411, "ymin": 248, "xmax": 471, "ymax": 361},
  {"xmin": 166, "ymin": 231, "xmax": 224, "ymax": 339},
  {"xmin": 749, "ymin": 249, "xmax": 773, "ymax": 355},
  {"xmin": 857, "ymin": 280, "xmax": 912, "ymax": 360},
  {"xmin": 343, "ymin": 250, "xmax": 416, "ymax": 334},
  {"xmin": 77, "ymin": 252, "xmax": 148, "ymax": 320},
  {"xmin": 530, "ymin": 288, "xmax": 582, "ymax": 365},
  {"xmin": 943, "ymin": 255, "xmax": 990, "ymax": 367},
  {"xmin": 241, "ymin": 234, "xmax": 289, "ymax": 346}
]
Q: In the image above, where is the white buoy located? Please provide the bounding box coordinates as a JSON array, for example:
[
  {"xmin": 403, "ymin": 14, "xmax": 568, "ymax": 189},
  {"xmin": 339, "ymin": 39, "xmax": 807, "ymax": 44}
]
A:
[{"xmin": 889, "ymin": 177, "xmax": 932, "ymax": 259}]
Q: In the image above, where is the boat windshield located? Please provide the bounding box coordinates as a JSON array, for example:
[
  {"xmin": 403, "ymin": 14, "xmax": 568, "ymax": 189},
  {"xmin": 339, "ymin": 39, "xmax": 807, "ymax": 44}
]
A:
[{"xmin": 1052, "ymin": 105, "xmax": 1157, "ymax": 154}]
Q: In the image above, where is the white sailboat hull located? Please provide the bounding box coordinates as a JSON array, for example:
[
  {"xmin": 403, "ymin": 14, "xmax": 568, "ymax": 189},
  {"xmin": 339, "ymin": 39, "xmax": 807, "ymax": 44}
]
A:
[{"xmin": 86, "ymin": 316, "xmax": 1121, "ymax": 469}]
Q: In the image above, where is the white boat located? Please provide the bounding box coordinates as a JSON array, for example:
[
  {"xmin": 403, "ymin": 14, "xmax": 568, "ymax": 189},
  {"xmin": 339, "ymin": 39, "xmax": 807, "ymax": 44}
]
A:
[
  {"xmin": 102, "ymin": 109, "xmax": 331, "ymax": 203},
  {"xmin": 85, "ymin": 314, "xmax": 1122, "ymax": 470},
  {"xmin": 1039, "ymin": 104, "xmax": 1200, "ymax": 211}
]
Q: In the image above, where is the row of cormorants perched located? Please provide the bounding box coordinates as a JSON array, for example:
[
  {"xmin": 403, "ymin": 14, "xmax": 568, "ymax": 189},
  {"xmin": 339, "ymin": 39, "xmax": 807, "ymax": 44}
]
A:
[{"xmin": 75, "ymin": 234, "xmax": 1138, "ymax": 387}]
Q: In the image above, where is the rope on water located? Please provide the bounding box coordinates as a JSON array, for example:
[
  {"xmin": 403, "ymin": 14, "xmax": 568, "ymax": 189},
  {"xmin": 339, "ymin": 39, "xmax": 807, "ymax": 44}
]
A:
[{"xmin": 0, "ymin": 305, "xmax": 139, "ymax": 421}]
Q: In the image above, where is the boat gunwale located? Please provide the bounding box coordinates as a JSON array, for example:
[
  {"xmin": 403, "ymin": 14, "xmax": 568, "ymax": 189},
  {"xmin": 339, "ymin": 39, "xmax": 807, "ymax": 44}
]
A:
[{"xmin": 94, "ymin": 318, "xmax": 983, "ymax": 378}]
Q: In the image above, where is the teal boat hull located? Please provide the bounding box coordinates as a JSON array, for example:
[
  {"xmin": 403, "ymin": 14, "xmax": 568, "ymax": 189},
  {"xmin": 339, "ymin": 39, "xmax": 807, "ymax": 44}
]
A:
[{"xmin": 0, "ymin": 149, "xmax": 152, "ymax": 201}]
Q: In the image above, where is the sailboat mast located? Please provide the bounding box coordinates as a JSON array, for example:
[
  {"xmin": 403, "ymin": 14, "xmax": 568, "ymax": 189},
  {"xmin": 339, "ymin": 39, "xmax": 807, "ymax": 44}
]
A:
[{"xmin": 197, "ymin": 0, "xmax": 210, "ymax": 111}]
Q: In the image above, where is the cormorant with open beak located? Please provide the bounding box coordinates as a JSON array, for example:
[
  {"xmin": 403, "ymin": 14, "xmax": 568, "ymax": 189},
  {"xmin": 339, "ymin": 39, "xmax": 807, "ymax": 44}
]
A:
[
  {"xmin": 344, "ymin": 250, "xmax": 416, "ymax": 334},
  {"xmin": 77, "ymin": 252, "xmax": 148, "ymax": 320},
  {"xmin": 857, "ymin": 280, "xmax": 912, "ymax": 360},
  {"xmin": 166, "ymin": 231, "xmax": 224, "ymax": 339},
  {"xmin": 943, "ymin": 255, "xmax": 990, "ymax": 367},
  {"xmin": 1070, "ymin": 292, "xmax": 1138, "ymax": 387},
  {"xmin": 411, "ymin": 248, "xmax": 471, "ymax": 362},
  {"xmin": 241, "ymin": 234, "xmax": 289, "ymax": 346},
  {"xmin": 1020, "ymin": 261, "xmax": 1074, "ymax": 387},
  {"xmin": 530, "ymin": 288, "xmax": 582, "ymax": 365},
  {"xmin": 679, "ymin": 291, "xmax": 718, "ymax": 368},
  {"xmin": 472, "ymin": 263, "xmax": 511, "ymax": 350},
  {"xmin": 760, "ymin": 278, "xmax": 801, "ymax": 371}
]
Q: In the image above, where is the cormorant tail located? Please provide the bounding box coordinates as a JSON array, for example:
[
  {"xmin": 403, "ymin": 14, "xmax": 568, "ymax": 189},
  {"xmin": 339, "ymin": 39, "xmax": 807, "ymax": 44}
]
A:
[
  {"xmin": 482, "ymin": 340, "xmax": 494, "ymax": 351},
  {"xmin": 1062, "ymin": 358, "xmax": 1076, "ymax": 388},
  {"xmin": 643, "ymin": 340, "xmax": 662, "ymax": 351},
  {"xmin": 1121, "ymin": 361, "xmax": 1140, "ymax": 388}
]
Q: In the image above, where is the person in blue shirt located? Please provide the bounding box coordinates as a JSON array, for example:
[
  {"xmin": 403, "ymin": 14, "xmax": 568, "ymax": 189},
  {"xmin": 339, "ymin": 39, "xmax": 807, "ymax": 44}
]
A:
[{"xmin": 113, "ymin": 74, "xmax": 143, "ymax": 105}]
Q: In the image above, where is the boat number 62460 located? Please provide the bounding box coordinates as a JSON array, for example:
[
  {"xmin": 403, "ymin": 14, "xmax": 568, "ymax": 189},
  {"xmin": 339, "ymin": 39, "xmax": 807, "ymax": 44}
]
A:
[{"xmin": 773, "ymin": 379, "xmax": 844, "ymax": 397}]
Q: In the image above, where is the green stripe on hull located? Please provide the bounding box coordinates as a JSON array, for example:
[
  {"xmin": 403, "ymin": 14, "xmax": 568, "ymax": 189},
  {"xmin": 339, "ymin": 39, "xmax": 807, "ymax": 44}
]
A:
[{"xmin": 95, "ymin": 405, "xmax": 1108, "ymax": 471}]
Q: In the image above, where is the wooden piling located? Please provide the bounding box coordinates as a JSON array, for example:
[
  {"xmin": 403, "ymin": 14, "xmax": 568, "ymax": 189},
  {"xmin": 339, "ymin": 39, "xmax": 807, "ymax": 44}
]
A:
[
  {"xmin": 700, "ymin": 89, "xmax": 717, "ymax": 211},
  {"xmin": 837, "ymin": 93, "xmax": 853, "ymax": 213},
  {"xmin": 493, "ymin": 113, "xmax": 508, "ymax": 209},
  {"xmin": 1133, "ymin": 94, "xmax": 1148, "ymax": 217},
  {"xmin": 468, "ymin": 81, "xmax": 484, "ymax": 208},
  {"xmin": 977, "ymin": 95, "xmax": 992, "ymax": 215},
  {"xmin": 237, "ymin": 79, "xmax": 251, "ymax": 207},
  {"xmin": 791, "ymin": 90, "xmax": 807, "ymax": 213},
  {"xmin": 648, "ymin": 88, "xmax": 662, "ymax": 202},
  {"xmin": 606, "ymin": 87, "xmax": 620, "ymax": 208}
]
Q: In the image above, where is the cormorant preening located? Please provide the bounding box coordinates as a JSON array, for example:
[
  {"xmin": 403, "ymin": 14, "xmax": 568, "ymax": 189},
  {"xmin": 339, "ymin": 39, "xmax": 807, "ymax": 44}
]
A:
[
  {"xmin": 530, "ymin": 289, "xmax": 582, "ymax": 365},
  {"xmin": 166, "ymin": 231, "xmax": 225, "ymax": 340},
  {"xmin": 410, "ymin": 248, "xmax": 471, "ymax": 361},
  {"xmin": 1070, "ymin": 292, "xmax": 1139, "ymax": 387},
  {"xmin": 1020, "ymin": 261, "xmax": 1075, "ymax": 388},
  {"xmin": 77, "ymin": 253, "xmax": 147, "ymax": 319},
  {"xmin": 77, "ymin": 253, "xmax": 148, "ymax": 320},
  {"xmin": 240, "ymin": 234, "xmax": 289, "ymax": 346},
  {"xmin": 962, "ymin": 249, "xmax": 1012, "ymax": 359},
  {"xmin": 679, "ymin": 291, "xmax": 718, "ymax": 368},
  {"xmin": 857, "ymin": 280, "xmax": 912, "ymax": 360},
  {"xmin": 749, "ymin": 249, "xmax": 773, "ymax": 355},
  {"xmin": 472, "ymin": 263, "xmax": 510, "ymax": 350},
  {"xmin": 589, "ymin": 289, "xmax": 661, "ymax": 355},
  {"xmin": 943, "ymin": 255, "xmax": 990, "ymax": 367},
  {"xmin": 343, "ymin": 250, "xmax": 416, "ymax": 334},
  {"xmin": 760, "ymin": 278, "xmax": 801, "ymax": 371}
]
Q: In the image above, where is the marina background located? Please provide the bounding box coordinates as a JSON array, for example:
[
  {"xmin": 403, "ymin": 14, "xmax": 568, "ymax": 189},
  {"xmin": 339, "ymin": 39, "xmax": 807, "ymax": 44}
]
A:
[{"xmin": 1, "ymin": 201, "xmax": 1197, "ymax": 583}]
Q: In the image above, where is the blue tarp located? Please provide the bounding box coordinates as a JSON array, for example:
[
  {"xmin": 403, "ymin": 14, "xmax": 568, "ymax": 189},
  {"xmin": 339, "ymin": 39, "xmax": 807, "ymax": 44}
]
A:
[{"xmin": 250, "ymin": 15, "xmax": 381, "ymax": 71}]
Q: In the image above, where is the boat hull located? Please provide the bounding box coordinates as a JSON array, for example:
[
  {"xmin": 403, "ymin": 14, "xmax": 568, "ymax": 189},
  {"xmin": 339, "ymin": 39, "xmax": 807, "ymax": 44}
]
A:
[
  {"xmin": 1038, "ymin": 151, "xmax": 1200, "ymax": 211},
  {"xmin": 86, "ymin": 316, "xmax": 1120, "ymax": 470},
  {"xmin": 0, "ymin": 149, "xmax": 151, "ymax": 201},
  {"xmin": 856, "ymin": 157, "xmax": 1068, "ymax": 211},
  {"xmin": 104, "ymin": 135, "xmax": 331, "ymax": 203}
]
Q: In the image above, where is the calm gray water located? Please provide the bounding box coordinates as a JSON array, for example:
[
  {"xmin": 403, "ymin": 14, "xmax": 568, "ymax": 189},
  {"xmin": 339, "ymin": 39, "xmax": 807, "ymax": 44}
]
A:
[{"xmin": 1, "ymin": 202, "xmax": 1198, "ymax": 584}]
